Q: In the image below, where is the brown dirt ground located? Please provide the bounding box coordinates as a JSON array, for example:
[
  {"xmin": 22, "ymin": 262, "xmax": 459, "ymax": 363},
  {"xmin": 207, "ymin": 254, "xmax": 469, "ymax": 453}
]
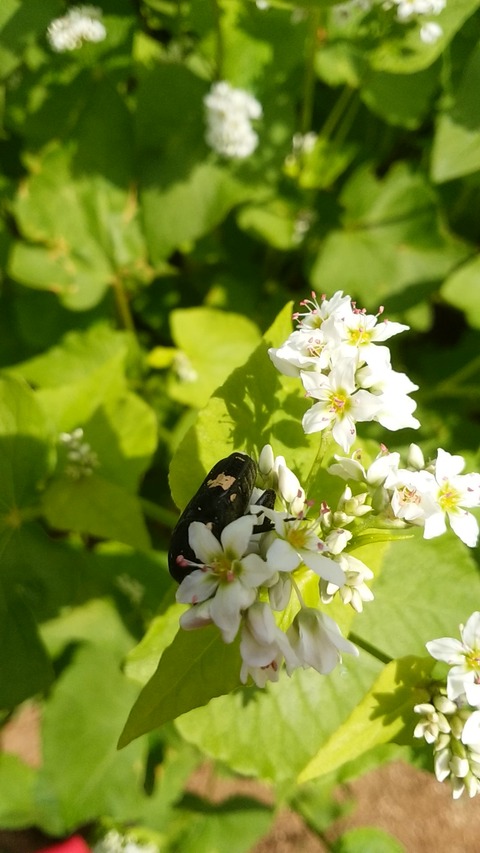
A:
[{"xmin": 1, "ymin": 703, "xmax": 480, "ymax": 853}]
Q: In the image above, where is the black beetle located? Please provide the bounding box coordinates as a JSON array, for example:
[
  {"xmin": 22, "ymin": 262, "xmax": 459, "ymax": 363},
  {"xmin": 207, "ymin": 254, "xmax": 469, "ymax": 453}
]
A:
[{"xmin": 168, "ymin": 451, "xmax": 275, "ymax": 583}]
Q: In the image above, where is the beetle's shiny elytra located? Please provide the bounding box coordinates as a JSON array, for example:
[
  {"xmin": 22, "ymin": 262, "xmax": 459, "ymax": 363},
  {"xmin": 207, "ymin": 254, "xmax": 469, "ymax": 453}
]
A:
[{"xmin": 168, "ymin": 452, "xmax": 258, "ymax": 583}]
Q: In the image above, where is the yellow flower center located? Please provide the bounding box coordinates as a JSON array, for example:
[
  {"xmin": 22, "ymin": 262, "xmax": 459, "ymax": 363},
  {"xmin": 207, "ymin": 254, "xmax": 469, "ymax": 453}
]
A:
[
  {"xmin": 329, "ymin": 390, "xmax": 349, "ymax": 416},
  {"xmin": 348, "ymin": 326, "xmax": 372, "ymax": 348},
  {"xmin": 437, "ymin": 481, "xmax": 461, "ymax": 512}
]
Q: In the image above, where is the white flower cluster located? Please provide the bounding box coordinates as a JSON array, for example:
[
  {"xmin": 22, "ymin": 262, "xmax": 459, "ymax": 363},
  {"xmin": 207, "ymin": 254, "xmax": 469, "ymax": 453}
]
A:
[
  {"xmin": 384, "ymin": 0, "xmax": 445, "ymax": 43},
  {"xmin": 331, "ymin": 444, "xmax": 480, "ymax": 548},
  {"xmin": 176, "ymin": 444, "xmax": 361, "ymax": 688},
  {"xmin": 204, "ymin": 81, "xmax": 262, "ymax": 160},
  {"xmin": 93, "ymin": 829, "xmax": 158, "ymax": 853},
  {"xmin": 269, "ymin": 290, "xmax": 420, "ymax": 453},
  {"xmin": 46, "ymin": 6, "xmax": 106, "ymax": 53},
  {"xmin": 414, "ymin": 613, "xmax": 480, "ymax": 799},
  {"xmin": 59, "ymin": 427, "xmax": 99, "ymax": 479}
]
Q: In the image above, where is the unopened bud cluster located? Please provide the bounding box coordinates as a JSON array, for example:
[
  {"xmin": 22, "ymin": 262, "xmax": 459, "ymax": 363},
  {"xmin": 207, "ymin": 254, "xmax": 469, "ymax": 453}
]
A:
[
  {"xmin": 59, "ymin": 428, "xmax": 98, "ymax": 479},
  {"xmin": 415, "ymin": 612, "xmax": 480, "ymax": 799}
]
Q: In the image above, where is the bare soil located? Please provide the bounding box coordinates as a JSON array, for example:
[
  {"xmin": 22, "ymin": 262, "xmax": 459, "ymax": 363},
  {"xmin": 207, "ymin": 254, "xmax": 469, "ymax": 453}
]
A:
[{"xmin": 1, "ymin": 703, "xmax": 479, "ymax": 853}]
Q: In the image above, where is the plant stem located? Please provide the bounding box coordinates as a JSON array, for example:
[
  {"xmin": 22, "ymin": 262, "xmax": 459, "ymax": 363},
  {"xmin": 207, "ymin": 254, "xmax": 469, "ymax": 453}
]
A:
[
  {"xmin": 112, "ymin": 274, "xmax": 136, "ymax": 335},
  {"xmin": 140, "ymin": 497, "xmax": 179, "ymax": 529},
  {"xmin": 300, "ymin": 7, "xmax": 322, "ymax": 134},
  {"xmin": 348, "ymin": 632, "xmax": 393, "ymax": 665},
  {"xmin": 210, "ymin": 0, "xmax": 224, "ymax": 80},
  {"xmin": 321, "ymin": 85, "xmax": 355, "ymax": 141}
]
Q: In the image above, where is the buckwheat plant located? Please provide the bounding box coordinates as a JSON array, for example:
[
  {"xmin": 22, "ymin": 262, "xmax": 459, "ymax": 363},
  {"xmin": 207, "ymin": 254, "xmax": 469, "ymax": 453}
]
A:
[
  {"xmin": 175, "ymin": 291, "xmax": 480, "ymax": 703},
  {"xmin": 414, "ymin": 612, "xmax": 480, "ymax": 798}
]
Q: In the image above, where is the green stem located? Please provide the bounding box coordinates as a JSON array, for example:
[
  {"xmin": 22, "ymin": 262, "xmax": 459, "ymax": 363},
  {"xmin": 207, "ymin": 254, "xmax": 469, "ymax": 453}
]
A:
[
  {"xmin": 112, "ymin": 274, "xmax": 136, "ymax": 336},
  {"xmin": 321, "ymin": 85, "xmax": 355, "ymax": 141},
  {"xmin": 421, "ymin": 385, "xmax": 480, "ymax": 402},
  {"xmin": 348, "ymin": 632, "xmax": 393, "ymax": 666},
  {"xmin": 300, "ymin": 7, "xmax": 322, "ymax": 134},
  {"xmin": 304, "ymin": 430, "xmax": 334, "ymax": 494},
  {"xmin": 140, "ymin": 498, "xmax": 178, "ymax": 529},
  {"xmin": 210, "ymin": 0, "xmax": 224, "ymax": 79}
]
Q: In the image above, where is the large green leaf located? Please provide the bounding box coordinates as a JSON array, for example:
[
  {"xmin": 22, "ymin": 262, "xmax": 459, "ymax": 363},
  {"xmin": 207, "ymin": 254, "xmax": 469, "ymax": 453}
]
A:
[
  {"xmin": 118, "ymin": 625, "xmax": 242, "ymax": 748},
  {"xmin": 9, "ymin": 82, "xmax": 149, "ymax": 309},
  {"xmin": 0, "ymin": 594, "xmax": 53, "ymax": 708},
  {"xmin": 431, "ymin": 43, "xmax": 480, "ymax": 182},
  {"xmin": 175, "ymin": 649, "xmax": 382, "ymax": 784},
  {"xmin": 164, "ymin": 307, "xmax": 261, "ymax": 409},
  {"xmin": 168, "ymin": 795, "xmax": 273, "ymax": 853},
  {"xmin": 36, "ymin": 642, "xmax": 146, "ymax": 835},
  {"xmin": 0, "ymin": 374, "xmax": 52, "ymax": 518},
  {"xmin": 367, "ymin": 0, "xmax": 480, "ymax": 74},
  {"xmin": 42, "ymin": 474, "xmax": 150, "ymax": 550},
  {"xmin": 440, "ymin": 256, "xmax": 480, "ymax": 328},
  {"xmin": 0, "ymin": 753, "xmax": 36, "ymax": 828},
  {"xmin": 136, "ymin": 65, "xmax": 256, "ymax": 265},
  {"xmin": 354, "ymin": 532, "xmax": 480, "ymax": 660},
  {"xmin": 298, "ymin": 656, "xmax": 434, "ymax": 783},
  {"xmin": 309, "ymin": 163, "xmax": 469, "ymax": 303},
  {"xmin": 168, "ymin": 302, "xmax": 314, "ymax": 511}
]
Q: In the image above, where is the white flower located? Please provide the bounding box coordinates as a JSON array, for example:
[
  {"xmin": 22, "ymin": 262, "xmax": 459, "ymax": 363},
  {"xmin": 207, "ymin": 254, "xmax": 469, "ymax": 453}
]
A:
[
  {"xmin": 462, "ymin": 711, "xmax": 480, "ymax": 746},
  {"xmin": 239, "ymin": 602, "xmax": 299, "ymax": 686},
  {"xmin": 204, "ymin": 81, "xmax": 262, "ymax": 159},
  {"xmin": 301, "ymin": 361, "xmax": 382, "ymax": 452},
  {"xmin": 292, "ymin": 290, "xmax": 352, "ymax": 331},
  {"xmin": 329, "ymin": 448, "xmax": 401, "ymax": 487},
  {"xmin": 256, "ymin": 445, "xmax": 306, "ymax": 515},
  {"xmin": 321, "ymin": 553, "xmax": 374, "ymax": 613},
  {"xmin": 420, "ymin": 21, "xmax": 443, "ymax": 43},
  {"xmin": 268, "ymin": 329, "xmax": 331, "ymax": 377},
  {"xmin": 175, "ymin": 516, "xmax": 274, "ymax": 643},
  {"xmin": 287, "ymin": 608, "xmax": 358, "ymax": 674},
  {"xmin": 263, "ymin": 510, "xmax": 346, "ymax": 587},
  {"xmin": 47, "ymin": 6, "xmax": 106, "ymax": 52},
  {"xmin": 426, "ymin": 612, "xmax": 480, "ymax": 703},
  {"xmin": 321, "ymin": 307, "xmax": 409, "ymax": 371},
  {"xmin": 355, "ymin": 362, "xmax": 420, "ymax": 432},
  {"xmin": 422, "ymin": 449, "xmax": 480, "ymax": 547},
  {"xmin": 391, "ymin": 0, "xmax": 446, "ymax": 21}
]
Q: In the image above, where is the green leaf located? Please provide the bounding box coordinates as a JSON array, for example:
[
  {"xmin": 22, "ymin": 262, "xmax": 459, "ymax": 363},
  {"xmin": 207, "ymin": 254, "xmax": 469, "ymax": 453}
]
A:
[
  {"xmin": 124, "ymin": 603, "xmax": 186, "ymax": 686},
  {"xmin": 440, "ymin": 256, "xmax": 480, "ymax": 328},
  {"xmin": 0, "ymin": 375, "xmax": 52, "ymax": 518},
  {"xmin": 170, "ymin": 795, "xmax": 274, "ymax": 853},
  {"xmin": 175, "ymin": 649, "xmax": 382, "ymax": 784},
  {"xmin": 168, "ymin": 301, "xmax": 315, "ymax": 511},
  {"xmin": 36, "ymin": 643, "xmax": 146, "ymax": 835},
  {"xmin": 310, "ymin": 163, "xmax": 469, "ymax": 303},
  {"xmin": 10, "ymin": 81, "xmax": 149, "ymax": 309},
  {"xmin": 42, "ymin": 474, "xmax": 150, "ymax": 550},
  {"xmin": 86, "ymin": 391, "xmax": 158, "ymax": 492},
  {"xmin": 367, "ymin": 0, "xmax": 480, "ymax": 74},
  {"xmin": 136, "ymin": 65, "xmax": 254, "ymax": 265},
  {"xmin": 297, "ymin": 656, "xmax": 434, "ymax": 784},
  {"xmin": 354, "ymin": 533, "xmax": 480, "ymax": 660},
  {"xmin": 0, "ymin": 753, "xmax": 36, "ymax": 829},
  {"xmin": 0, "ymin": 594, "xmax": 53, "ymax": 708},
  {"xmin": 167, "ymin": 307, "xmax": 261, "ymax": 408},
  {"xmin": 118, "ymin": 625, "xmax": 242, "ymax": 747},
  {"xmin": 334, "ymin": 827, "xmax": 406, "ymax": 853},
  {"xmin": 431, "ymin": 43, "xmax": 480, "ymax": 182}
]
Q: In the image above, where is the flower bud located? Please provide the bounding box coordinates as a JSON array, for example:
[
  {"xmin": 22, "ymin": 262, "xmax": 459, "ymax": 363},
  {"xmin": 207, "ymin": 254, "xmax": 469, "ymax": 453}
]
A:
[
  {"xmin": 259, "ymin": 444, "xmax": 275, "ymax": 476},
  {"xmin": 407, "ymin": 443, "xmax": 425, "ymax": 470}
]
